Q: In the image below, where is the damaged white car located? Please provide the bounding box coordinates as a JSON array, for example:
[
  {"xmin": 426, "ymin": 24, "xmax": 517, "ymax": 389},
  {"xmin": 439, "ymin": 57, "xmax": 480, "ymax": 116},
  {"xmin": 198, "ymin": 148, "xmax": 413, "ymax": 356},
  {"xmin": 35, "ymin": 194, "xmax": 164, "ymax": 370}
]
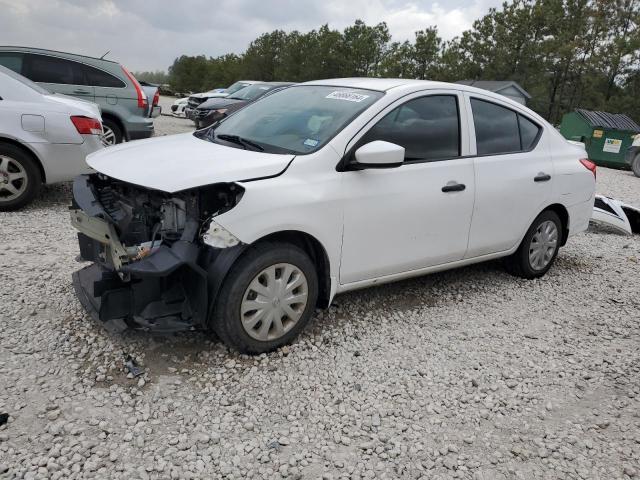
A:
[{"xmin": 70, "ymin": 79, "xmax": 596, "ymax": 354}]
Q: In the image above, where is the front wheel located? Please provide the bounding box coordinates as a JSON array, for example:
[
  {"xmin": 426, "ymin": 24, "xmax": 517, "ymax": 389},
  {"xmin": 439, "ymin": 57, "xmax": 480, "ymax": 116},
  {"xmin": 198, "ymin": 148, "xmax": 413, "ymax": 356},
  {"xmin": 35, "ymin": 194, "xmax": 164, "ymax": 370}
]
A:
[
  {"xmin": 211, "ymin": 242, "xmax": 319, "ymax": 354},
  {"xmin": 504, "ymin": 210, "xmax": 562, "ymax": 279}
]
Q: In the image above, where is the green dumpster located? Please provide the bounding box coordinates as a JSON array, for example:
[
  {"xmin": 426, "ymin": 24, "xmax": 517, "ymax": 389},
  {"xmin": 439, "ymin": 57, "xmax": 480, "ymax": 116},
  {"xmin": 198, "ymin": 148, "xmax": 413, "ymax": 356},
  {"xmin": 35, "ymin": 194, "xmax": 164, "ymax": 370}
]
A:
[{"xmin": 559, "ymin": 109, "xmax": 640, "ymax": 169}]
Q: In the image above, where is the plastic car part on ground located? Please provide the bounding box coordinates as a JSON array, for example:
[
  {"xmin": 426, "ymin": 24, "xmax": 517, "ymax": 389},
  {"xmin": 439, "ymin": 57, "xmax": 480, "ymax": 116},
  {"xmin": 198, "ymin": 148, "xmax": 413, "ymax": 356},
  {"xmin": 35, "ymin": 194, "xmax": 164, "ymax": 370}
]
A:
[{"xmin": 591, "ymin": 194, "xmax": 640, "ymax": 235}]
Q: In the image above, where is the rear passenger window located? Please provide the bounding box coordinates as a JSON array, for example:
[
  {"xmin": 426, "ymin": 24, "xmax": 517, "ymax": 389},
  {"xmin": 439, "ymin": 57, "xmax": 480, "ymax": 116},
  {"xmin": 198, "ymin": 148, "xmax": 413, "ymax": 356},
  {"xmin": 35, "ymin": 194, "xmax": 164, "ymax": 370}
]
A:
[
  {"xmin": 518, "ymin": 114, "xmax": 541, "ymax": 150},
  {"xmin": 83, "ymin": 64, "xmax": 125, "ymax": 88},
  {"xmin": 26, "ymin": 54, "xmax": 83, "ymax": 85},
  {"xmin": 471, "ymin": 99, "xmax": 520, "ymax": 155},
  {"xmin": 360, "ymin": 95, "xmax": 460, "ymax": 161},
  {"xmin": 0, "ymin": 53, "xmax": 24, "ymax": 74},
  {"xmin": 471, "ymin": 98, "xmax": 541, "ymax": 155}
]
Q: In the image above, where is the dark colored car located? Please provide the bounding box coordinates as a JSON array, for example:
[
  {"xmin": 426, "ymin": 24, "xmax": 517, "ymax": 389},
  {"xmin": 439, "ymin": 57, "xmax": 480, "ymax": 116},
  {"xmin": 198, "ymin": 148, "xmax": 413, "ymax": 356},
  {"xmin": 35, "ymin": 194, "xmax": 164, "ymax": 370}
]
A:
[{"xmin": 192, "ymin": 82, "xmax": 293, "ymax": 129}]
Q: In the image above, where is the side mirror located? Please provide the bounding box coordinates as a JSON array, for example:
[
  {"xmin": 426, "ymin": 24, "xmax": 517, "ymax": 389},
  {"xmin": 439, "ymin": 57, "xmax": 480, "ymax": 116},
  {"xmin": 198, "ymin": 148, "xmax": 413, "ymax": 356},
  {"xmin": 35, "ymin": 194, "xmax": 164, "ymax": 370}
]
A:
[{"xmin": 353, "ymin": 140, "xmax": 405, "ymax": 169}]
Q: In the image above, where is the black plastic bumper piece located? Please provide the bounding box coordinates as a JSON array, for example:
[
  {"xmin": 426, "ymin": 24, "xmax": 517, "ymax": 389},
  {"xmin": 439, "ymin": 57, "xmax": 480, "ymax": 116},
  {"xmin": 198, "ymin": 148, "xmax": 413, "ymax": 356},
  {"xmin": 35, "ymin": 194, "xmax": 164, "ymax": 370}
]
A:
[
  {"xmin": 73, "ymin": 264, "xmax": 130, "ymax": 333},
  {"xmin": 73, "ymin": 237, "xmax": 209, "ymax": 333}
]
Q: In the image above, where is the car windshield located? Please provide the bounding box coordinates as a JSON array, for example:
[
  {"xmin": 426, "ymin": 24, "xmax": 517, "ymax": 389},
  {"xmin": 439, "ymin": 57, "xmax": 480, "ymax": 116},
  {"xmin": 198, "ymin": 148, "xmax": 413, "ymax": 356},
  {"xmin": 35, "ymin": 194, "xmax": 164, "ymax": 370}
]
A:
[
  {"xmin": 204, "ymin": 85, "xmax": 383, "ymax": 154},
  {"xmin": 225, "ymin": 81, "xmax": 250, "ymax": 95},
  {"xmin": 0, "ymin": 64, "xmax": 50, "ymax": 95}
]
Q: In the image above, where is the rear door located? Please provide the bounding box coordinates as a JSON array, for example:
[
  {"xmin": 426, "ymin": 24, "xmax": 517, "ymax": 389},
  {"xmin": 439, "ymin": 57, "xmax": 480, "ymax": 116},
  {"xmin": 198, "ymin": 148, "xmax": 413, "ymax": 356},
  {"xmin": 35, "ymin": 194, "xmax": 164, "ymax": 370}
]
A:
[
  {"xmin": 23, "ymin": 53, "xmax": 95, "ymax": 103},
  {"xmin": 465, "ymin": 93, "xmax": 552, "ymax": 258}
]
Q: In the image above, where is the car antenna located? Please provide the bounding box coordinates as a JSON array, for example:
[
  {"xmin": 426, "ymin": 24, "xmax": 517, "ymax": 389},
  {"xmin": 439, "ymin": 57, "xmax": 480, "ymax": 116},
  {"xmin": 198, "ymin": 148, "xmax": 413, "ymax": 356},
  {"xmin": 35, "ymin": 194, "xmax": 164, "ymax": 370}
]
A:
[{"xmin": 99, "ymin": 50, "xmax": 111, "ymax": 60}]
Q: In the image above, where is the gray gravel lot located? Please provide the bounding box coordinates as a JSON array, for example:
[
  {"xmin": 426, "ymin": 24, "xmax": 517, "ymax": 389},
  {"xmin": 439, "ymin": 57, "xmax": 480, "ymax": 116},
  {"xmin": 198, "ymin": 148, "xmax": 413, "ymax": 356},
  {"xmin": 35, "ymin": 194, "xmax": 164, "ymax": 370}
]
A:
[{"xmin": 1, "ymin": 103, "xmax": 639, "ymax": 480}]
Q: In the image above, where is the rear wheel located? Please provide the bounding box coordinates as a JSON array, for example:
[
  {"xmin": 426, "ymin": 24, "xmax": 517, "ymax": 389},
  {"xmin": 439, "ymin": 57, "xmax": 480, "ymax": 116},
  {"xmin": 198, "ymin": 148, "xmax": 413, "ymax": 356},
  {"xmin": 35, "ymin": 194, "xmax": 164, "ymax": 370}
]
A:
[
  {"xmin": 0, "ymin": 144, "xmax": 41, "ymax": 211},
  {"xmin": 632, "ymin": 154, "xmax": 640, "ymax": 178},
  {"xmin": 504, "ymin": 210, "xmax": 562, "ymax": 279},
  {"xmin": 102, "ymin": 118, "xmax": 123, "ymax": 146},
  {"xmin": 211, "ymin": 242, "xmax": 318, "ymax": 354}
]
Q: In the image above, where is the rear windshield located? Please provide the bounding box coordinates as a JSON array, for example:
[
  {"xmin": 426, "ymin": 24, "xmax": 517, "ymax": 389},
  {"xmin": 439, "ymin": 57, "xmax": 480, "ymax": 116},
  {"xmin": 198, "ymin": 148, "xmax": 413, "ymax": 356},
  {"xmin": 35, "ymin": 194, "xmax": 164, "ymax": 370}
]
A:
[
  {"xmin": 229, "ymin": 84, "xmax": 274, "ymax": 101},
  {"xmin": 0, "ymin": 64, "xmax": 50, "ymax": 95},
  {"xmin": 204, "ymin": 85, "xmax": 383, "ymax": 154}
]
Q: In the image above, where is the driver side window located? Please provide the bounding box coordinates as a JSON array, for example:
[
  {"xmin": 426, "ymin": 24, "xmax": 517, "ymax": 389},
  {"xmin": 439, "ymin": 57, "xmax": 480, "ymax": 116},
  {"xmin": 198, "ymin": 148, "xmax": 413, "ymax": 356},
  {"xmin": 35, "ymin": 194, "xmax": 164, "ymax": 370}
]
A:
[{"xmin": 359, "ymin": 94, "xmax": 461, "ymax": 162}]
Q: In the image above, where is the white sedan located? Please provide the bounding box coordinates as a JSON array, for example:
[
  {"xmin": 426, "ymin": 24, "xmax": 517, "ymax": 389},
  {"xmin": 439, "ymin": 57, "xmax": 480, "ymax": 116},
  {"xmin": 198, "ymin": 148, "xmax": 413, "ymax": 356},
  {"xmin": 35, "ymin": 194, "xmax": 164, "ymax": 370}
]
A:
[
  {"xmin": 70, "ymin": 78, "xmax": 596, "ymax": 354},
  {"xmin": 0, "ymin": 65, "xmax": 103, "ymax": 210}
]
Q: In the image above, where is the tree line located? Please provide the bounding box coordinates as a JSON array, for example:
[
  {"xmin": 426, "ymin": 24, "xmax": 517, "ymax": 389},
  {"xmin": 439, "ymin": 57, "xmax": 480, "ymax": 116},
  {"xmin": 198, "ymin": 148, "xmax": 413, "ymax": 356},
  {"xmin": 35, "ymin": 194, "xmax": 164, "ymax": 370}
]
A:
[{"xmin": 161, "ymin": 0, "xmax": 639, "ymax": 124}]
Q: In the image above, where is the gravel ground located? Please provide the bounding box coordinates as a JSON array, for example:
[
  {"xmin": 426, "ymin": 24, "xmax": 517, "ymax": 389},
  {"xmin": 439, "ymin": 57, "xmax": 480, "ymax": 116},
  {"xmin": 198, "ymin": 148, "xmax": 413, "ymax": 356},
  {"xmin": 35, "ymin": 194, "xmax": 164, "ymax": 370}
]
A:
[{"xmin": 1, "ymin": 106, "xmax": 639, "ymax": 480}]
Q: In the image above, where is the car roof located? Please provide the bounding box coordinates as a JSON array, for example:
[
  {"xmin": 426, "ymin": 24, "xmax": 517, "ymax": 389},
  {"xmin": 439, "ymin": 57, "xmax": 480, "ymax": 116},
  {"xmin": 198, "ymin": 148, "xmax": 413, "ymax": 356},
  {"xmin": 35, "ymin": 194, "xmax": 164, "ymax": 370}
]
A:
[
  {"xmin": 302, "ymin": 77, "xmax": 452, "ymax": 92},
  {"xmin": 0, "ymin": 46, "xmax": 119, "ymax": 65},
  {"xmin": 301, "ymin": 77, "xmax": 546, "ymax": 119}
]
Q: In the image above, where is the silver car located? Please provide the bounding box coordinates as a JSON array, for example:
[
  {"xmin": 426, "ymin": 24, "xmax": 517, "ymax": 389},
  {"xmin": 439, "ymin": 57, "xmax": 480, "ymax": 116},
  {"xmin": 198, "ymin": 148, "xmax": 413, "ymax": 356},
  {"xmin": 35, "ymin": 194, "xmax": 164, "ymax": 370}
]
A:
[
  {"xmin": 0, "ymin": 46, "xmax": 154, "ymax": 145},
  {"xmin": 0, "ymin": 65, "xmax": 103, "ymax": 210}
]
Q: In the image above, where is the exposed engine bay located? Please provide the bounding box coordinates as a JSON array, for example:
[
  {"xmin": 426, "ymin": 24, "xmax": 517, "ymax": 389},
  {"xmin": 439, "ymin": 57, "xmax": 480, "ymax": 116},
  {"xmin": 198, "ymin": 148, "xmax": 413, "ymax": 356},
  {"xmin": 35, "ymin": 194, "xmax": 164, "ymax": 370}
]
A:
[{"xmin": 70, "ymin": 174, "xmax": 246, "ymax": 332}]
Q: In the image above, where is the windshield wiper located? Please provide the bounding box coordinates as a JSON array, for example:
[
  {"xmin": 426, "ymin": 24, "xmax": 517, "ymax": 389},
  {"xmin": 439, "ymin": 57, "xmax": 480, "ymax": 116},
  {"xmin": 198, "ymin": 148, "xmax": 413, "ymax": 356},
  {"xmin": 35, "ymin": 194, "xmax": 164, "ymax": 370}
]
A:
[{"xmin": 216, "ymin": 134, "xmax": 264, "ymax": 151}]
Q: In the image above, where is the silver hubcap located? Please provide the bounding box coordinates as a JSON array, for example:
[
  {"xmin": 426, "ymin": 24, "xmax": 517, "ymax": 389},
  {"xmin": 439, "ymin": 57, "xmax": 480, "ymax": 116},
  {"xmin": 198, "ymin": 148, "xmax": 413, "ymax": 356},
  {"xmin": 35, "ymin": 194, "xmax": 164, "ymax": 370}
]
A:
[
  {"xmin": 529, "ymin": 220, "xmax": 558, "ymax": 270},
  {"xmin": 0, "ymin": 156, "xmax": 28, "ymax": 202},
  {"xmin": 101, "ymin": 125, "xmax": 116, "ymax": 146},
  {"xmin": 241, "ymin": 263, "xmax": 309, "ymax": 342}
]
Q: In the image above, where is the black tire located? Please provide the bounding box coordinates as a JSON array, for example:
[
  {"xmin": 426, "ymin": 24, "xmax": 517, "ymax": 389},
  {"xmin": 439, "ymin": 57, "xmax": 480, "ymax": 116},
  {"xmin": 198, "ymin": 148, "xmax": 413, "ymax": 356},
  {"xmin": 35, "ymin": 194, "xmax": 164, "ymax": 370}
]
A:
[
  {"xmin": 0, "ymin": 144, "xmax": 41, "ymax": 211},
  {"xmin": 211, "ymin": 242, "xmax": 319, "ymax": 354},
  {"xmin": 504, "ymin": 210, "xmax": 562, "ymax": 279},
  {"xmin": 102, "ymin": 118, "xmax": 123, "ymax": 145},
  {"xmin": 632, "ymin": 154, "xmax": 640, "ymax": 178}
]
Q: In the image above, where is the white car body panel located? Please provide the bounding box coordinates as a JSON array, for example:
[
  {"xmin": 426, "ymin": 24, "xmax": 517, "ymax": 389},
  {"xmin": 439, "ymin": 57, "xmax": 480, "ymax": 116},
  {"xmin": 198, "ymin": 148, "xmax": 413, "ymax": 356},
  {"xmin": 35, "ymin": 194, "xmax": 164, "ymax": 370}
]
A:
[
  {"xmin": 0, "ymin": 66, "xmax": 103, "ymax": 184},
  {"xmin": 591, "ymin": 194, "xmax": 640, "ymax": 235},
  {"xmin": 86, "ymin": 133, "xmax": 294, "ymax": 192},
  {"xmin": 87, "ymin": 77, "xmax": 596, "ymax": 300}
]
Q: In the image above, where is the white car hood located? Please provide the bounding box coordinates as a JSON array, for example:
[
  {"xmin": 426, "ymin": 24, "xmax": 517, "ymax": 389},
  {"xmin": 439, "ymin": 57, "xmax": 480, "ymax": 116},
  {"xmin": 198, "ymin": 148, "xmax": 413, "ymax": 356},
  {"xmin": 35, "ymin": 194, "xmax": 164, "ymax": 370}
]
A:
[
  {"xmin": 86, "ymin": 133, "xmax": 294, "ymax": 193},
  {"xmin": 44, "ymin": 93, "xmax": 101, "ymax": 119},
  {"xmin": 192, "ymin": 91, "xmax": 228, "ymax": 99}
]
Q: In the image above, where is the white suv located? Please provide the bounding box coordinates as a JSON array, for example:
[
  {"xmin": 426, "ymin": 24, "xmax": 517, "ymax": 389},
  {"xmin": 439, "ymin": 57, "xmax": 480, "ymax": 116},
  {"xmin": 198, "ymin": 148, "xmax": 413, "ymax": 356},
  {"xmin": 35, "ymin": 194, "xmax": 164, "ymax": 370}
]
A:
[
  {"xmin": 0, "ymin": 65, "xmax": 103, "ymax": 210},
  {"xmin": 70, "ymin": 78, "xmax": 596, "ymax": 354}
]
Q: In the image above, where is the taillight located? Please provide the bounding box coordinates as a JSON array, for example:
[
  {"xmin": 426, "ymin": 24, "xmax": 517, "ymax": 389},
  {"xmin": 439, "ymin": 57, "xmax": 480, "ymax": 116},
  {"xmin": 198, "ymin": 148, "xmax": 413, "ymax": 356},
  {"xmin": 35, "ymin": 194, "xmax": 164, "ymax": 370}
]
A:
[
  {"xmin": 152, "ymin": 89, "xmax": 160, "ymax": 106},
  {"xmin": 579, "ymin": 158, "xmax": 597, "ymax": 179},
  {"xmin": 121, "ymin": 66, "xmax": 148, "ymax": 109},
  {"xmin": 71, "ymin": 116, "xmax": 102, "ymax": 135}
]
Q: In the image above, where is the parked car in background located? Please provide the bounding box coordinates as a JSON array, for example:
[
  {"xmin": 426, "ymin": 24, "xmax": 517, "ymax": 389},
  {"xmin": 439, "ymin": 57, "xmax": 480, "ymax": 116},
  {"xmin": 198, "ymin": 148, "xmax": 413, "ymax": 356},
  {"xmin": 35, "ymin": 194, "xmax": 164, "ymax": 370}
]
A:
[
  {"xmin": 0, "ymin": 65, "xmax": 103, "ymax": 210},
  {"xmin": 192, "ymin": 82, "xmax": 293, "ymax": 128},
  {"xmin": 185, "ymin": 81, "xmax": 258, "ymax": 118},
  {"xmin": 69, "ymin": 78, "xmax": 595, "ymax": 354},
  {"xmin": 625, "ymin": 133, "xmax": 640, "ymax": 177},
  {"xmin": 138, "ymin": 80, "xmax": 161, "ymax": 118},
  {"xmin": 171, "ymin": 97, "xmax": 189, "ymax": 117},
  {"xmin": 0, "ymin": 46, "xmax": 153, "ymax": 146}
]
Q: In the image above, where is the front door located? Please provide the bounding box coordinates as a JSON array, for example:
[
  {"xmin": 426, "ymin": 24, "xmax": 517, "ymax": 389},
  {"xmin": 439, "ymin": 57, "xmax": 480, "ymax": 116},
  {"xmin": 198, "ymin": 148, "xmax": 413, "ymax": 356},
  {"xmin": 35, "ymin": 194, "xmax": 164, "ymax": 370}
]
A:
[{"xmin": 339, "ymin": 92, "xmax": 475, "ymax": 284}]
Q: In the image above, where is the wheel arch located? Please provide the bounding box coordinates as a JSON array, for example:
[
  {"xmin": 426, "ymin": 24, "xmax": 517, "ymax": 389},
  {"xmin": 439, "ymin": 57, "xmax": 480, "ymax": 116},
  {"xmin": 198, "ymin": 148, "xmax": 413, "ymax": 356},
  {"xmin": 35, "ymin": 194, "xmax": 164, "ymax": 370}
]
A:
[
  {"xmin": 100, "ymin": 112, "xmax": 125, "ymax": 141},
  {"xmin": 542, "ymin": 203, "xmax": 570, "ymax": 246},
  {"xmin": 0, "ymin": 136, "xmax": 46, "ymax": 183},
  {"xmin": 251, "ymin": 230, "xmax": 332, "ymax": 309}
]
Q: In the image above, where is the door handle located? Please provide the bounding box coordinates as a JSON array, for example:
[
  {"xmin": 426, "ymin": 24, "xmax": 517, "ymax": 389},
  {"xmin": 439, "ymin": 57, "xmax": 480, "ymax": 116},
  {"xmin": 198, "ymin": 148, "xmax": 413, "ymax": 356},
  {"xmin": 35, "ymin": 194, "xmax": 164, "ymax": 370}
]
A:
[
  {"xmin": 73, "ymin": 89, "xmax": 90, "ymax": 94},
  {"xmin": 442, "ymin": 182, "xmax": 466, "ymax": 193},
  {"xmin": 534, "ymin": 173, "xmax": 551, "ymax": 182}
]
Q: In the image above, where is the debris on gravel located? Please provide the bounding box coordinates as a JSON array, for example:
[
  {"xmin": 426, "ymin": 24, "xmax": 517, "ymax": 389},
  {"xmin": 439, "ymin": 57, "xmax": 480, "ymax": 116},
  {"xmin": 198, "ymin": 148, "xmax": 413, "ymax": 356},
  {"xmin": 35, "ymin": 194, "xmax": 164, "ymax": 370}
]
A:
[{"xmin": 0, "ymin": 110, "xmax": 639, "ymax": 479}]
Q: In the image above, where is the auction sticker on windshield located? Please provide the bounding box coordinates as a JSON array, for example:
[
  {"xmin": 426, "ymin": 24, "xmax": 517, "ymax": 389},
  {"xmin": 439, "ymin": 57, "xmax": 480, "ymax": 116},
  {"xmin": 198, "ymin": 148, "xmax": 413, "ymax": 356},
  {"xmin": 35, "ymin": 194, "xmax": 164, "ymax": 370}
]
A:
[{"xmin": 326, "ymin": 91, "xmax": 370, "ymax": 102}]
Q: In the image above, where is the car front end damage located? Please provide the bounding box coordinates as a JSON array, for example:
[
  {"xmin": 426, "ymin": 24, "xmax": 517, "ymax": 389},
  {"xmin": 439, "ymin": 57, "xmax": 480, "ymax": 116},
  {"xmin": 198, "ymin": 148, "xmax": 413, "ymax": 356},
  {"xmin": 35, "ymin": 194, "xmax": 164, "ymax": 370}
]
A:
[{"xmin": 70, "ymin": 174, "xmax": 246, "ymax": 333}]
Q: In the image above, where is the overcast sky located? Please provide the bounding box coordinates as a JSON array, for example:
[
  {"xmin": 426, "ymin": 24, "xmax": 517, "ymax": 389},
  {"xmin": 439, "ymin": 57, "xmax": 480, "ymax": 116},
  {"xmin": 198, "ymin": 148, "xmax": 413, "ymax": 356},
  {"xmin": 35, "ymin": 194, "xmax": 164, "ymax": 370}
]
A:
[{"xmin": 0, "ymin": 0, "xmax": 502, "ymax": 71}]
